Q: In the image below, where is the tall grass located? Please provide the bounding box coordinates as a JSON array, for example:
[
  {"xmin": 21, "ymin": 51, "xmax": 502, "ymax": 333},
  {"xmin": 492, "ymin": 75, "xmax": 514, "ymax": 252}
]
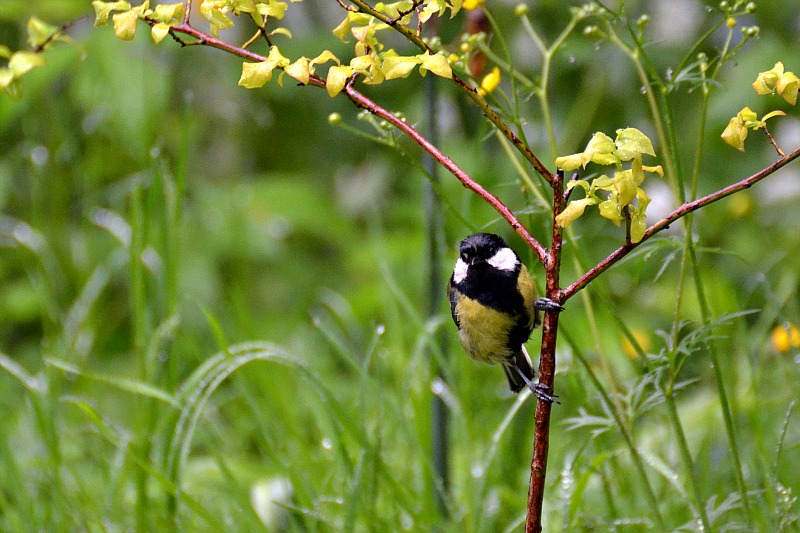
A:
[{"xmin": 2, "ymin": 1, "xmax": 800, "ymax": 532}]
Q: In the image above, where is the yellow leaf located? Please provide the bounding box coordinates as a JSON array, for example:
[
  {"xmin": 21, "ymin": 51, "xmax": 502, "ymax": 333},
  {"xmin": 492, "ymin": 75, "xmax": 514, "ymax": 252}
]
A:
[
  {"xmin": 151, "ymin": 23, "xmax": 171, "ymax": 44},
  {"xmin": 239, "ymin": 61, "xmax": 274, "ymax": 88},
  {"xmin": 582, "ymin": 132, "xmax": 615, "ymax": 168},
  {"xmin": 326, "ymin": 65, "xmax": 352, "ymax": 97},
  {"xmin": 285, "ymin": 57, "xmax": 310, "ymax": 85},
  {"xmin": 257, "ymin": 0, "xmax": 288, "ymax": 19},
  {"xmin": 777, "ymin": 71, "xmax": 799, "ymax": 105},
  {"xmin": 418, "ymin": 51, "xmax": 452, "ymax": 79},
  {"xmin": 612, "ymin": 170, "xmax": 636, "ymax": 206},
  {"xmin": 27, "ymin": 17, "xmax": 60, "ymax": 49},
  {"xmin": 721, "ymin": 115, "xmax": 747, "ymax": 152},
  {"xmin": 614, "ymin": 127, "xmax": 656, "ymax": 161},
  {"xmin": 311, "ymin": 50, "xmax": 340, "ymax": 67},
  {"xmin": 152, "ymin": 3, "xmax": 184, "ymax": 22},
  {"xmin": 112, "ymin": 9, "xmax": 139, "ymax": 40},
  {"xmin": 555, "ymin": 198, "xmax": 596, "ymax": 228},
  {"xmin": 554, "ymin": 153, "xmax": 583, "ymax": 171},
  {"xmin": 8, "ymin": 51, "xmax": 45, "ymax": 77},
  {"xmin": 332, "ymin": 16, "xmax": 351, "ymax": 42},
  {"xmin": 0, "ymin": 68, "xmax": 13, "ymax": 89},
  {"xmin": 598, "ymin": 199, "xmax": 623, "ymax": 225},
  {"xmin": 381, "ymin": 55, "xmax": 420, "ymax": 80},
  {"xmin": 92, "ymin": 1, "xmax": 131, "ymax": 26}
]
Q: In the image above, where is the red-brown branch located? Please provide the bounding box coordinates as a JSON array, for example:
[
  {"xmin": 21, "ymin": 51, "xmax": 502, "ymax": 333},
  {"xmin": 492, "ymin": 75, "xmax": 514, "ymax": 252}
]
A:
[
  {"xmin": 526, "ymin": 169, "xmax": 565, "ymax": 532},
  {"xmin": 561, "ymin": 143, "xmax": 800, "ymax": 301},
  {"xmin": 344, "ymin": 82, "xmax": 548, "ymax": 262},
  {"xmin": 161, "ymin": 21, "xmax": 549, "ymax": 263}
]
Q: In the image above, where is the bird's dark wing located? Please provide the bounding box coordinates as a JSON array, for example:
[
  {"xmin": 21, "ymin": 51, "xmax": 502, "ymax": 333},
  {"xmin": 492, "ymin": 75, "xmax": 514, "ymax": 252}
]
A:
[{"xmin": 447, "ymin": 278, "xmax": 460, "ymax": 327}]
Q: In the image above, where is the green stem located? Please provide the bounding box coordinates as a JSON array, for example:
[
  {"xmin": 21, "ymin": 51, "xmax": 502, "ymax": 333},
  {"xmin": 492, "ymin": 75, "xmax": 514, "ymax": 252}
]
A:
[
  {"xmin": 130, "ymin": 184, "xmax": 150, "ymax": 530},
  {"xmin": 663, "ymin": 388, "xmax": 712, "ymax": 528},
  {"xmin": 562, "ymin": 330, "xmax": 668, "ymax": 530}
]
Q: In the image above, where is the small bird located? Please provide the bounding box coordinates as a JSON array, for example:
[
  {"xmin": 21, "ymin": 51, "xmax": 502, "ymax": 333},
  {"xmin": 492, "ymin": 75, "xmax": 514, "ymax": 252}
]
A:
[{"xmin": 447, "ymin": 233, "xmax": 562, "ymax": 403}]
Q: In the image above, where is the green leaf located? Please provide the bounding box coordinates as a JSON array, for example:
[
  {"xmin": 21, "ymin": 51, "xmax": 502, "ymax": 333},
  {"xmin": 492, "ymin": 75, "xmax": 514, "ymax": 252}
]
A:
[
  {"xmin": 614, "ymin": 127, "xmax": 655, "ymax": 161},
  {"xmin": 381, "ymin": 54, "xmax": 420, "ymax": 80},
  {"xmin": 46, "ymin": 357, "xmax": 180, "ymax": 407},
  {"xmin": 92, "ymin": 0, "xmax": 131, "ymax": 26},
  {"xmin": 8, "ymin": 51, "xmax": 45, "ymax": 77}
]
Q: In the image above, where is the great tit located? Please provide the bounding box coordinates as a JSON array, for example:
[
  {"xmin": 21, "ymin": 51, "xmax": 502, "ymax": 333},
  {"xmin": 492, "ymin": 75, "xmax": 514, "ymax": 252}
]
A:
[{"xmin": 447, "ymin": 233, "xmax": 562, "ymax": 403}]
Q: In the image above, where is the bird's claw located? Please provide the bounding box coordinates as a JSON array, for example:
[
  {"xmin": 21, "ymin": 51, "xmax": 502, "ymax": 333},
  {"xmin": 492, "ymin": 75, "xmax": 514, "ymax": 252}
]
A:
[
  {"xmin": 531, "ymin": 382, "xmax": 560, "ymax": 404},
  {"xmin": 534, "ymin": 297, "xmax": 565, "ymax": 312}
]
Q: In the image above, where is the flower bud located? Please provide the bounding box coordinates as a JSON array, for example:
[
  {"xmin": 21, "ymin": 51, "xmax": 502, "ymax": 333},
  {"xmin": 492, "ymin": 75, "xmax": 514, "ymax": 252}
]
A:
[{"xmin": 327, "ymin": 112, "xmax": 342, "ymax": 126}]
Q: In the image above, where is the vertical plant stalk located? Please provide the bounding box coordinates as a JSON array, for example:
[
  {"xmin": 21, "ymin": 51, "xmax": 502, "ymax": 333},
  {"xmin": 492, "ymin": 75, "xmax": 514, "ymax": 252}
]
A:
[
  {"xmin": 129, "ymin": 184, "xmax": 150, "ymax": 531},
  {"xmin": 526, "ymin": 170, "xmax": 564, "ymax": 533},
  {"xmin": 422, "ymin": 19, "xmax": 450, "ymax": 513}
]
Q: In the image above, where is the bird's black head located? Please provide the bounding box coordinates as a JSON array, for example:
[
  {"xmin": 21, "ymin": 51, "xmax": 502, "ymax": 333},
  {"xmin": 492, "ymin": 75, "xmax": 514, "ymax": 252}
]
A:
[{"xmin": 458, "ymin": 233, "xmax": 509, "ymax": 266}]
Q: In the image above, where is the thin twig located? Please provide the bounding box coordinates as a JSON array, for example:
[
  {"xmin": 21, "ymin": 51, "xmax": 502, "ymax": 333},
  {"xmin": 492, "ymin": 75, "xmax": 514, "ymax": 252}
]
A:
[
  {"xmin": 32, "ymin": 16, "xmax": 88, "ymax": 53},
  {"xmin": 345, "ymin": 83, "xmax": 549, "ymax": 263},
  {"xmin": 763, "ymin": 123, "xmax": 786, "ymax": 157},
  {"xmin": 345, "ymin": 0, "xmax": 557, "ymax": 187},
  {"xmin": 561, "ymin": 144, "xmax": 800, "ymax": 300},
  {"xmin": 159, "ymin": 20, "xmax": 550, "ymax": 263}
]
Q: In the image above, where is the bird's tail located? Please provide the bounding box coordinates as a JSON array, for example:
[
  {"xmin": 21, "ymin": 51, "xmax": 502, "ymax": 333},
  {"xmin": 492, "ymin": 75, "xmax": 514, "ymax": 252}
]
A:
[{"xmin": 503, "ymin": 345, "xmax": 535, "ymax": 393}]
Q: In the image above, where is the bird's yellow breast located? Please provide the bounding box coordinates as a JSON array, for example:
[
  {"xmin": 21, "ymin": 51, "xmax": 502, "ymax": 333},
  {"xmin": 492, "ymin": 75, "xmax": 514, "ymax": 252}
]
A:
[{"xmin": 454, "ymin": 295, "xmax": 518, "ymax": 364}]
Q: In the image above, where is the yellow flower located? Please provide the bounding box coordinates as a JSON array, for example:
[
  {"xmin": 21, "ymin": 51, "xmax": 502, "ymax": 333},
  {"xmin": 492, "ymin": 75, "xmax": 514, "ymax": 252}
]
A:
[
  {"xmin": 463, "ymin": 0, "xmax": 484, "ymax": 10},
  {"xmin": 770, "ymin": 323, "xmax": 800, "ymax": 354},
  {"xmin": 621, "ymin": 328, "xmax": 651, "ymax": 359},
  {"xmin": 478, "ymin": 66, "xmax": 500, "ymax": 96}
]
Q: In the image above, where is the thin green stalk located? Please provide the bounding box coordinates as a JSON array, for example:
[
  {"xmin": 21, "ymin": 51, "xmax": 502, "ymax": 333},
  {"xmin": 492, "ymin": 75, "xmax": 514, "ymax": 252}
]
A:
[
  {"xmin": 129, "ymin": 184, "xmax": 150, "ymax": 530},
  {"xmin": 423, "ymin": 62, "xmax": 450, "ymax": 517},
  {"xmin": 663, "ymin": 389, "xmax": 712, "ymax": 528},
  {"xmin": 688, "ymin": 244, "xmax": 753, "ymax": 520},
  {"xmin": 562, "ymin": 330, "xmax": 667, "ymax": 530}
]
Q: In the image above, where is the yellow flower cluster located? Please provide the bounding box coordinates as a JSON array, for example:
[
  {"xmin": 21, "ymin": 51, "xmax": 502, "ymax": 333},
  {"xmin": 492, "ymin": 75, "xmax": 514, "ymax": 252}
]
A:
[
  {"xmin": 752, "ymin": 61, "xmax": 799, "ymax": 105},
  {"xmin": 770, "ymin": 323, "xmax": 800, "ymax": 354}
]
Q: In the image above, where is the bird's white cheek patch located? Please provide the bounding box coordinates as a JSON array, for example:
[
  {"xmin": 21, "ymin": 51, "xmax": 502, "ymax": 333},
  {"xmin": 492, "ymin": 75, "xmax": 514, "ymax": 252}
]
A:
[
  {"xmin": 487, "ymin": 247, "xmax": 518, "ymax": 271},
  {"xmin": 453, "ymin": 258, "xmax": 468, "ymax": 284}
]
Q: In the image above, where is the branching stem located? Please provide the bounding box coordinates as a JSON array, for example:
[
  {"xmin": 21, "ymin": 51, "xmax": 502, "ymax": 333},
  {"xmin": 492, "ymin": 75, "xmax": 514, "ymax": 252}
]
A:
[{"xmin": 561, "ymin": 144, "xmax": 800, "ymax": 300}]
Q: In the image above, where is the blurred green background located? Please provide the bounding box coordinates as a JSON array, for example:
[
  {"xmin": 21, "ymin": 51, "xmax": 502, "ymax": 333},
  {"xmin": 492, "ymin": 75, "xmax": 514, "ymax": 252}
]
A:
[{"xmin": 1, "ymin": 0, "xmax": 800, "ymax": 531}]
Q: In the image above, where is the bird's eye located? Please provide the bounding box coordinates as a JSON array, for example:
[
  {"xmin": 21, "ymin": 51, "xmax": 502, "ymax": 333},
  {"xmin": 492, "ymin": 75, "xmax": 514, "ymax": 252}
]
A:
[{"xmin": 460, "ymin": 253, "xmax": 468, "ymax": 262}]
